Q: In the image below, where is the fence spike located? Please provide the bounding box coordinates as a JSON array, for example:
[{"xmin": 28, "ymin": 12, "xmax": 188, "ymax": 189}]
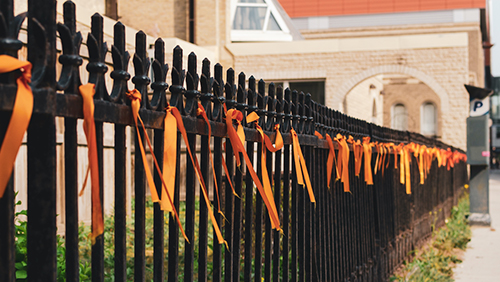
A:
[
  {"xmin": 109, "ymin": 22, "xmax": 130, "ymax": 103},
  {"xmin": 150, "ymin": 38, "xmax": 168, "ymax": 110},
  {"xmin": 131, "ymin": 30, "xmax": 151, "ymax": 109},
  {"xmin": 169, "ymin": 45, "xmax": 185, "ymax": 111},
  {"xmin": 184, "ymin": 52, "xmax": 199, "ymax": 116}
]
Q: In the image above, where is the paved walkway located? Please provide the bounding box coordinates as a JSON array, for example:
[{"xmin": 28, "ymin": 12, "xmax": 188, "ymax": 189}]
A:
[{"xmin": 454, "ymin": 169, "xmax": 500, "ymax": 281}]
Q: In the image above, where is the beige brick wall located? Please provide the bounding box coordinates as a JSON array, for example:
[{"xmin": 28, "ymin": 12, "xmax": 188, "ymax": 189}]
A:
[
  {"xmin": 232, "ymin": 46, "xmax": 469, "ymax": 149},
  {"xmin": 301, "ymin": 22, "xmax": 484, "ymax": 88},
  {"xmin": 118, "ymin": 0, "xmax": 176, "ymax": 39}
]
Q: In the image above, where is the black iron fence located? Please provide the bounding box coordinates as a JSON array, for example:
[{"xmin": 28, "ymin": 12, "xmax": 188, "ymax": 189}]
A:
[{"xmin": 0, "ymin": 1, "xmax": 468, "ymax": 281}]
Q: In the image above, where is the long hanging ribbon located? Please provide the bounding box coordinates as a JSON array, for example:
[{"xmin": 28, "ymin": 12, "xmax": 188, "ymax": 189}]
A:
[
  {"xmin": 225, "ymin": 108, "xmax": 280, "ymax": 230},
  {"xmin": 126, "ymin": 90, "xmax": 189, "ymax": 242},
  {"xmin": 326, "ymin": 134, "xmax": 340, "ymax": 183},
  {"xmin": 77, "ymin": 84, "xmax": 104, "ymax": 243},
  {"xmin": 320, "ymin": 132, "xmax": 339, "ymax": 188},
  {"xmin": 290, "ymin": 128, "xmax": 315, "ymax": 203},
  {"xmin": 162, "ymin": 103, "xmax": 177, "ymax": 212},
  {"xmin": 167, "ymin": 104, "xmax": 225, "ymax": 245},
  {"xmin": 347, "ymin": 136, "xmax": 364, "ymax": 177},
  {"xmin": 362, "ymin": 137, "xmax": 373, "ymax": 185},
  {"xmin": 0, "ymin": 55, "xmax": 32, "ymax": 198},
  {"xmin": 404, "ymin": 146, "xmax": 411, "ymax": 194},
  {"xmin": 374, "ymin": 142, "xmax": 380, "ymax": 175},
  {"xmin": 399, "ymin": 144, "xmax": 405, "ymax": 185},
  {"xmin": 195, "ymin": 103, "xmax": 225, "ymax": 217},
  {"xmin": 220, "ymin": 144, "xmax": 239, "ymax": 199},
  {"xmin": 247, "ymin": 111, "xmax": 283, "ymax": 226},
  {"xmin": 334, "ymin": 134, "xmax": 350, "ymax": 192},
  {"xmin": 418, "ymin": 145, "xmax": 426, "ymax": 184}
]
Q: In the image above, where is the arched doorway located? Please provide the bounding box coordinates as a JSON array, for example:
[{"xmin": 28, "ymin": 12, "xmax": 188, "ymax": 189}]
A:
[{"xmin": 344, "ymin": 73, "xmax": 442, "ymax": 137}]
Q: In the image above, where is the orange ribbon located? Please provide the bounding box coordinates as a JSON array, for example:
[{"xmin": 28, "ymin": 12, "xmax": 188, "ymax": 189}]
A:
[
  {"xmin": 348, "ymin": 136, "xmax": 364, "ymax": 178},
  {"xmin": 77, "ymin": 84, "xmax": 104, "ymax": 243},
  {"xmin": 362, "ymin": 137, "xmax": 373, "ymax": 185},
  {"xmin": 0, "ymin": 55, "xmax": 32, "ymax": 198},
  {"xmin": 247, "ymin": 112, "xmax": 283, "ymax": 225},
  {"xmin": 196, "ymin": 103, "xmax": 225, "ymax": 218},
  {"xmin": 290, "ymin": 128, "xmax": 315, "ymax": 203},
  {"xmin": 166, "ymin": 103, "xmax": 225, "ymax": 245},
  {"xmin": 225, "ymin": 108, "xmax": 280, "ymax": 230},
  {"xmin": 334, "ymin": 134, "xmax": 350, "ymax": 192},
  {"xmin": 126, "ymin": 89, "xmax": 189, "ymax": 242},
  {"xmin": 404, "ymin": 147, "xmax": 411, "ymax": 194},
  {"xmin": 315, "ymin": 131, "xmax": 339, "ymax": 189},
  {"xmin": 220, "ymin": 145, "xmax": 239, "ymax": 199}
]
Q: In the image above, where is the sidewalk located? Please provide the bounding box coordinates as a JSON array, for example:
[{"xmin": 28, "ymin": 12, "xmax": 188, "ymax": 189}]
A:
[{"xmin": 454, "ymin": 169, "xmax": 500, "ymax": 281}]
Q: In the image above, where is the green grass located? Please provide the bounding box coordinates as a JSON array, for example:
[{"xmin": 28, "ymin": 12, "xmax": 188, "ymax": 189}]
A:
[{"xmin": 391, "ymin": 193, "xmax": 471, "ymax": 282}]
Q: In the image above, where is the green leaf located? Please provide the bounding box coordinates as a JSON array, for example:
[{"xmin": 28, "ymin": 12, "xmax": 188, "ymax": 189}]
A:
[
  {"xmin": 15, "ymin": 262, "xmax": 24, "ymax": 269},
  {"xmin": 16, "ymin": 269, "xmax": 27, "ymax": 279}
]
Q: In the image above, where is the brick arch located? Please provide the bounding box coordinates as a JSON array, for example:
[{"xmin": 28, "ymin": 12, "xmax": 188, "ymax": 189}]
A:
[{"xmin": 336, "ymin": 65, "xmax": 449, "ymax": 116}]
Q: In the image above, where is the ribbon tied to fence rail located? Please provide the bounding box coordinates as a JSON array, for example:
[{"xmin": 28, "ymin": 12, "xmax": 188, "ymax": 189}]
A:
[
  {"xmin": 225, "ymin": 108, "xmax": 281, "ymax": 230},
  {"xmin": 247, "ymin": 111, "xmax": 283, "ymax": 229},
  {"xmin": 77, "ymin": 84, "xmax": 104, "ymax": 243},
  {"xmin": 290, "ymin": 127, "xmax": 315, "ymax": 204},
  {"xmin": 126, "ymin": 89, "xmax": 189, "ymax": 243},
  {"xmin": 0, "ymin": 55, "xmax": 33, "ymax": 199}
]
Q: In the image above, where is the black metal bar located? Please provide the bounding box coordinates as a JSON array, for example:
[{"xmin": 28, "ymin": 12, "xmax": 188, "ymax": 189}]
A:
[
  {"xmin": 198, "ymin": 58, "xmax": 211, "ymax": 282},
  {"xmin": 282, "ymin": 88, "xmax": 291, "ymax": 282},
  {"xmin": 64, "ymin": 116, "xmax": 79, "ymax": 282},
  {"xmin": 167, "ymin": 45, "xmax": 183, "ymax": 282},
  {"xmin": 212, "ymin": 135, "xmax": 223, "ymax": 282},
  {"xmin": 92, "ymin": 121, "xmax": 105, "ymax": 282},
  {"xmin": 264, "ymin": 83, "xmax": 275, "ymax": 282},
  {"xmin": 26, "ymin": 0, "xmax": 57, "ymax": 281},
  {"xmin": 59, "ymin": 2, "xmax": 81, "ymax": 279},
  {"xmin": 253, "ymin": 79, "xmax": 265, "ymax": 282},
  {"xmin": 223, "ymin": 68, "xmax": 235, "ymax": 282},
  {"xmin": 244, "ymin": 76, "xmax": 256, "ymax": 282},
  {"xmin": 272, "ymin": 85, "xmax": 283, "ymax": 282},
  {"xmin": 114, "ymin": 124, "xmax": 127, "ymax": 282},
  {"xmin": 153, "ymin": 126, "xmax": 165, "ymax": 282},
  {"xmin": 211, "ymin": 63, "xmax": 224, "ymax": 282},
  {"xmin": 0, "ymin": 1, "xmax": 21, "ymax": 275},
  {"xmin": 0, "ymin": 175, "xmax": 14, "ymax": 282},
  {"xmin": 183, "ymin": 52, "xmax": 199, "ymax": 282},
  {"xmin": 231, "ymin": 72, "xmax": 246, "ymax": 282}
]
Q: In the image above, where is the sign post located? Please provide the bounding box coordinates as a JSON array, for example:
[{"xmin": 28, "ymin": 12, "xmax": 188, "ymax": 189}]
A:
[{"xmin": 465, "ymin": 84, "xmax": 493, "ymax": 226}]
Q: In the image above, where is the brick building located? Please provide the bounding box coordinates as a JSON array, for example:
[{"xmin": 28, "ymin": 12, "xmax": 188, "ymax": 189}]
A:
[{"xmin": 32, "ymin": 0, "xmax": 485, "ymax": 149}]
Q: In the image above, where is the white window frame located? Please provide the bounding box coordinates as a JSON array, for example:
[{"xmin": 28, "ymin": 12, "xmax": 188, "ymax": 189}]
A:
[
  {"xmin": 391, "ymin": 103, "xmax": 408, "ymax": 131},
  {"xmin": 420, "ymin": 102, "xmax": 437, "ymax": 136},
  {"xmin": 230, "ymin": 0, "xmax": 293, "ymax": 42}
]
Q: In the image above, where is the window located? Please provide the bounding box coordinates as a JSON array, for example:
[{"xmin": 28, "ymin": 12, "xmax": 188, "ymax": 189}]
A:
[
  {"xmin": 265, "ymin": 80, "xmax": 325, "ymax": 104},
  {"xmin": 421, "ymin": 102, "xmax": 437, "ymax": 136},
  {"xmin": 289, "ymin": 81, "xmax": 325, "ymax": 105},
  {"xmin": 371, "ymin": 99, "xmax": 377, "ymax": 123},
  {"xmin": 391, "ymin": 104, "xmax": 407, "ymax": 131},
  {"xmin": 230, "ymin": 0, "xmax": 293, "ymax": 42}
]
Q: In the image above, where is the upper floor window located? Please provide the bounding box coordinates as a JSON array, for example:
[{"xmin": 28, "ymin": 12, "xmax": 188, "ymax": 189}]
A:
[
  {"xmin": 421, "ymin": 102, "xmax": 437, "ymax": 136},
  {"xmin": 231, "ymin": 0, "xmax": 293, "ymax": 42},
  {"xmin": 372, "ymin": 99, "xmax": 377, "ymax": 123},
  {"xmin": 391, "ymin": 103, "xmax": 408, "ymax": 131},
  {"xmin": 266, "ymin": 80, "xmax": 325, "ymax": 105}
]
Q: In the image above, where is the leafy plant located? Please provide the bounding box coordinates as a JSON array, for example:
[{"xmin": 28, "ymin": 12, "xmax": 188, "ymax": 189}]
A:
[{"xmin": 391, "ymin": 192, "xmax": 471, "ymax": 282}]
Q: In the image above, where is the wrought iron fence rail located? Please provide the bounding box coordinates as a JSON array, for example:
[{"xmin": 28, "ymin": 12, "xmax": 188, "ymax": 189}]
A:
[{"xmin": 0, "ymin": 1, "xmax": 468, "ymax": 282}]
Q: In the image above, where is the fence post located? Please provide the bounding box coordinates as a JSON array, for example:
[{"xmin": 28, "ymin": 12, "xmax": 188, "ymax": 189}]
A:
[
  {"xmin": 0, "ymin": 0, "xmax": 26, "ymax": 281},
  {"xmin": 26, "ymin": 0, "xmax": 58, "ymax": 281}
]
